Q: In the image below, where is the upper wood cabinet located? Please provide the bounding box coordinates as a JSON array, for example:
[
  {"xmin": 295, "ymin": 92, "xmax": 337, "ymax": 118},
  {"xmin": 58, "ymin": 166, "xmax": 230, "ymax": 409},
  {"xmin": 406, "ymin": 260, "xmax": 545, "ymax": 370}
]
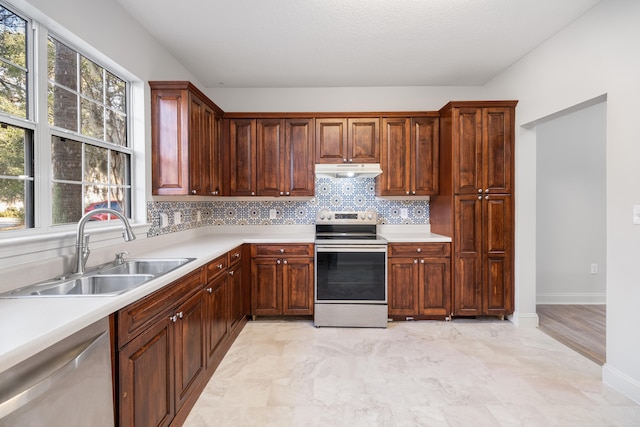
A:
[
  {"xmin": 445, "ymin": 106, "xmax": 513, "ymax": 195},
  {"xmin": 376, "ymin": 116, "xmax": 439, "ymax": 196},
  {"xmin": 227, "ymin": 117, "xmax": 314, "ymax": 197},
  {"xmin": 315, "ymin": 118, "xmax": 379, "ymax": 164},
  {"xmin": 150, "ymin": 81, "xmax": 223, "ymax": 196}
]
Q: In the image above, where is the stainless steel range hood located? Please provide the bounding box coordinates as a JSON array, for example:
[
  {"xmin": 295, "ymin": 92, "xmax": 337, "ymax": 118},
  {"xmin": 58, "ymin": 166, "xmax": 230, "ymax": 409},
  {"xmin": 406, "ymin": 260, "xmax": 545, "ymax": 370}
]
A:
[{"xmin": 315, "ymin": 163, "xmax": 382, "ymax": 179}]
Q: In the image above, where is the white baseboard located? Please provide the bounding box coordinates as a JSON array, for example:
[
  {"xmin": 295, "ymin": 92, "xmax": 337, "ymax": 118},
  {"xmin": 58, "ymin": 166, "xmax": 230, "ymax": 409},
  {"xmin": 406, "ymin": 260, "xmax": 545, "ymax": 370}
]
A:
[
  {"xmin": 536, "ymin": 293, "xmax": 606, "ymax": 305},
  {"xmin": 603, "ymin": 364, "xmax": 640, "ymax": 405},
  {"xmin": 508, "ymin": 311, "xmax": 539, "ymax": 328}
]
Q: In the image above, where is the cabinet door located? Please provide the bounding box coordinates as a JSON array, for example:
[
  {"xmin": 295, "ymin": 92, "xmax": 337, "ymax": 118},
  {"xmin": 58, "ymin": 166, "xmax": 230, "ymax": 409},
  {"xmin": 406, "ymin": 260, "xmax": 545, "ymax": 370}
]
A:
[
  {"xmin": 418, "ymin": 257, "xmax": 451, "ymax": 316},
  {"xmin": 483, "ymin": 194, "xmax": 513, "ymax": 316},
  {"xmin": 378, "ymin": 118, "xmax": 410, "ymax": 196},
  {"xmin": 251, "ymin": 258, "xmax": 281, "ymax": 315},
  {"xmin": 315, "ymin": 118, "xmax": 348, "ymax": 163},
  {"xmin": 207, "ymin": 109, "xmax": 223, "ymax": 196},
  {"xmin": 282, "ymin": 258, "xmax": 313, "ymax": 315},
  {"xmin": 228, "ymin": 262, "xmax": 244, "ymax": 331},
  {"xmin": 188, "ymin": 94, "xmax": 205, "ymax": 195},
  {"xmin": 388, "ymin": 257, "xmax": 418, "ymax": 316},
  {"xmin": 482, "ymin": 107, "xmax": 513, "ymax": 194},
  {"xmin": 453, "ymin": 108, "xmax": 483, "ymax": 194},
  {"xmin": 284, "ymin": 118, "xmax": 315, "ymax": 196},
  {"xmin": 204, "ymin": 272, "xmax": 228, "ymax": 367},
  {"xmin": 453, "ymin": 195, "xmax": 482, "ymax": 316},
  {"xmin": 412, "ymin": 117, "xmax": 439, "ymax": 195},
  {"xmin": 151, "ymin": 89, "xmax": 189, "ymax": 195},
  {"xmin": 256, "ymin": 119, "xmax": 284, "ymax": 196},
  {"xmin": 174, "ymin": 290, "xmax": 206, "ymax": 411},
  {"xmin": 229, "ymin": 119, "xmax": 256, "ymax": 196},
  {"xmin": 119, "ymin": 317, "xmax": 174, "ymax": 427},
  {"xmin": 348, "ymin": 118, "xmax": 379, "ymax": 163}
]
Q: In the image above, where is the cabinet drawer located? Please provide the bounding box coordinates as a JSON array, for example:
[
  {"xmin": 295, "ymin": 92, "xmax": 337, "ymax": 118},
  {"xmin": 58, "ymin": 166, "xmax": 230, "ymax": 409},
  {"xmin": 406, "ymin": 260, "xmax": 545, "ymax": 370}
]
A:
[
  {"xmin": 117, "ymin": 268, "xmax": 203, "ymax": 348},
  {"xmin": 252, "ymin": 244, "xmax": 313, "ymax": 257},
  {"xmin": 206, "ymin": 254, "xmax": 228, "ymax": 281},
  {"xmin": 227, "ymin": 246, "xmax": 243, "ymax": 266},
  {"xmin": 388, "ymin": 243, "xmax": 450, "ymax": 258}
]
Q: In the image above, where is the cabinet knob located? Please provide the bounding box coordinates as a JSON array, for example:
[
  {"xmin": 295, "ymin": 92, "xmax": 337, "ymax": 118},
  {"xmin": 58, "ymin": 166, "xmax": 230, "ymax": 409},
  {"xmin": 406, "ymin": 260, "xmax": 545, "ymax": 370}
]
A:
[
  {"xmin": 210, "ymin": 190, "xmax": 218, "ymax": 195},
  {"xmin": 283, "ymin": 260, "xmax": 288, "ymax": 265},
  {"xmin": 206, "ymin": 287, "xmax": 212, "ymax": 293},
  {"xmin": 276, "ymin": 259, "xmax": 281, "ymax": 264},
  {"xmin": 421, "ymin": 260, "xmax": 425, "ymax": 264},
  {"xmin": 285, "ymin": 191, "xmax": 290, "ymax": 196},
  {"xmin": 229, "ymin": 270, "xmax": 234, "ymax": 276},
  {"xmin": 169, "ymin": 315, "xmax": 177, "ymax": 323},
  {"xmin": 177, "ymin": 311, "xmax": 183, "ymax": 319},
  {"xmin": 218, "ymin": 263, "xmax": 223, "ymax": 269},
  {"xmin": 478, "ymin": 189, "xmax": 483, "ymax": 193},
  {"xmin": 251, "ymin": 192, "xmax": 255, "ymax": 196},
  {"xmin": 485, "ymin": 195, "xmax": 489, "ymax": 200},
  {"xmin": 343, "ymin": 158, "xmax": 347, "ymax": 163},
  {"xmin": 478, "ymin": 196, "xmax": 482, "ymax": 200},
  {"xmin": 406, "ymin": 191, "xmax": 410, "ymax": 195},
  {"xmin": 191, "ymin": 190, "xmax": 197, "ymax": 195},
  {"xmin": 413, "ymin": 259, "xmax": 418, "ymax": 264},
  {"xmin": 349, "ymin": 158, "xmax": 353, "ymax": 163},
  {"xmin": 280, "ymin": 191, "xmax": 284, "ymax": 195},
  {"xmin": 234, "ymin": 253, "xmax": 240, "ymax": 258},
  {"xmin": 280, "ymin": 248, "xmax": 285, "ymax": 253},
  {"xmin": 412, "ymin": 191, "xmax": 416, "ymax": 195},
  {"xmin": 485, "ymin": 189, "xmax": 489, "ymax": 193},
  {"xmin": 417, "ymin": 248, "xmax": 422, "ymax": 253}
]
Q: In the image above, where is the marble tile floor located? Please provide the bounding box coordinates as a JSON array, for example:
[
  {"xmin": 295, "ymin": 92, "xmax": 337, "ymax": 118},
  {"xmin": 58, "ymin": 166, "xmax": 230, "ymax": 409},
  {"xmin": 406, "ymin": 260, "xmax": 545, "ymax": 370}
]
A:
[{"xmin": 184, "ymin": 318, "xmax": 640, "ymax": 427}]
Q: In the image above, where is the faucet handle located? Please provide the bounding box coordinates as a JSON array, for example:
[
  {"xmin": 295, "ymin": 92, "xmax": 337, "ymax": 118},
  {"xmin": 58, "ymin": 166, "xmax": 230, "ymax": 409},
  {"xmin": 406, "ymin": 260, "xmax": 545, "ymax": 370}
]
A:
[{"xmin": 115, "ymin": 251, "xmax": 129, "ymax": 264}]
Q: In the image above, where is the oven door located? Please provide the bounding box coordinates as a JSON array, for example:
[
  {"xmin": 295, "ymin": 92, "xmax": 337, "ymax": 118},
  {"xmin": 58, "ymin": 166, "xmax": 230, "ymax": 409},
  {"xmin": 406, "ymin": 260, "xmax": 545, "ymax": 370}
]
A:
[{"xmin": 314, "ymin": 244, "xmax": 387, "ymax": 304}]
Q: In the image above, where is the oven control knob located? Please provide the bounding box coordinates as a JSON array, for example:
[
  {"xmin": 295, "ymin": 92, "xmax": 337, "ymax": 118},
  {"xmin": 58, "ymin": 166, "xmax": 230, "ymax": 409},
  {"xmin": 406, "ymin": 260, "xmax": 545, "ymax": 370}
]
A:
[
  {"xmin": 367, "ymin": 214, "xmax": 373, "ymax": 220},
  {"xmin": 328, "ymin": 215, "xmax": 332, "ymax": 220},
  {"xmin": 320, "ymin": 214, "xmax": 325, "ymax": 220}
]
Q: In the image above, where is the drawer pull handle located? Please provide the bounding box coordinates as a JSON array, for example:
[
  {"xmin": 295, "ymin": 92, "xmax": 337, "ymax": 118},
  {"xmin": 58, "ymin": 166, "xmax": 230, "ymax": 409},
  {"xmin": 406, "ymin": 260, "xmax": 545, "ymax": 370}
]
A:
[
  {"xmin": 206, "ymin": 287, "xmax": 212, "ymax": 293},
  {"xmin": 218, "ymin": 264, "xmax": 223, "ymax": 269}
]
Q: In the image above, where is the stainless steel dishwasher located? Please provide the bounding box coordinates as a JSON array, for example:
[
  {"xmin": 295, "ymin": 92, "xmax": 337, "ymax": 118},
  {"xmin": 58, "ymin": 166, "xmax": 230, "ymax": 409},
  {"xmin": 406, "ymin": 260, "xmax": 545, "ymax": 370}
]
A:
[{"xmin": 0, "ymin": 317, "xmax": 114, "ymax": 427}]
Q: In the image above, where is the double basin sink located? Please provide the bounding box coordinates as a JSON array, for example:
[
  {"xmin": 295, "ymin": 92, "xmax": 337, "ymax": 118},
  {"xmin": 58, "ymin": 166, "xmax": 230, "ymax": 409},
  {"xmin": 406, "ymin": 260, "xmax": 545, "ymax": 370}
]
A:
[{"xmin": 0, "ymin": 258, "xmax": 195, "ymax": 298}]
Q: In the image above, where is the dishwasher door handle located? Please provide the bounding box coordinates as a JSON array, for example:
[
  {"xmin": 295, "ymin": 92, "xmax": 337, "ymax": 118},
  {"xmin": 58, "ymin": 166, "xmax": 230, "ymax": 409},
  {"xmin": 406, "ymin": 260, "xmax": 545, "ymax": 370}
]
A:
[{"xmin": 0, "ymin": 330, "xmax": 108, "ymax": 419}]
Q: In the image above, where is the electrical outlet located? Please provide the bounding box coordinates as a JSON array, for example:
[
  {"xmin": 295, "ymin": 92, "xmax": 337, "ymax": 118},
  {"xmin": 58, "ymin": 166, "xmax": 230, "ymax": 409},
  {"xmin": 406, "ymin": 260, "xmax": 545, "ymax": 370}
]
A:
[
  {"xmin": 591, "ymin": 264, "xmax": 598, "ymax": 274},
  {"xmin": 400, "ymin": 208, "xmax": 408, "ymax": 218},
  {"xmin": 174, "ymin": 211, "xmax": 182, "ymax": 225},
  {"xmin": 269, "ymin": 209, "xmax": 277, "ymax": 219},
  {"xmin": 160, "ymin": 213, "xmax": 169, "ymax": 228},
  {"xmin": 633, "ymin": 205, "xmax": 640, "ymax": 225},
  {"xmin": 196, "ymin": 210, "xmax": 201, "ymax": 222}
]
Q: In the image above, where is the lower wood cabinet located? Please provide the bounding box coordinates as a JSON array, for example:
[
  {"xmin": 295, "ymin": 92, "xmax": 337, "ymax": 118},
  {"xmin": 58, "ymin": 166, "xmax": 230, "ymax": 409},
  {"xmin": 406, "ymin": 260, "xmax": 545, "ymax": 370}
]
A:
[
  {"xmin": 388, "ymin": 242, "xmax": 451, "ymax": 319},
  {"xmin": 117, "ymin": 269, "xmax": 204, "ymax": 427},
  {"xmin": 250, "ymin": 244, "xmax": 314, "ymax": 316},
  {"xmin": 115, "ymin": 246, "xmax": 248, "ymax": 427}
]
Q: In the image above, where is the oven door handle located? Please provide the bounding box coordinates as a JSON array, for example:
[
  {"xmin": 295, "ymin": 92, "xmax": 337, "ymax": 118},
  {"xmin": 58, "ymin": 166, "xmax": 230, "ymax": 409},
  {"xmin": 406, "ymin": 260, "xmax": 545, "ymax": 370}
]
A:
[{"xmin": 315, "ymin": 245, "xmax": 388, "ymax": 253}]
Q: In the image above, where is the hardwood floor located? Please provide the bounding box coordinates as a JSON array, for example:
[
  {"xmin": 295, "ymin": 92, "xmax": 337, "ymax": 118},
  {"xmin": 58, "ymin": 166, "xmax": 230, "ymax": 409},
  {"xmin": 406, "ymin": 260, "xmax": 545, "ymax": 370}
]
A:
[{"xmin": 537, "ymin": 304, "xmax": 606, "ymax": 365}]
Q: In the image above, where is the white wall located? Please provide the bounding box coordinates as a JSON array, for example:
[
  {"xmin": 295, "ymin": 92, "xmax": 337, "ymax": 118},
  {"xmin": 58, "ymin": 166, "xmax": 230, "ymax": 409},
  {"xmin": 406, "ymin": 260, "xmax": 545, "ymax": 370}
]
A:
[
  {"xmin": 483, "ymin": 0, "xmax": 640, "ymax": 404},
  {"xmin": 536, "ymin": 101, "xmax": 607, "ymax": 304},
  {"xmin": 206, "ymin": 86, "xmax": 484, "ymax": 113}
]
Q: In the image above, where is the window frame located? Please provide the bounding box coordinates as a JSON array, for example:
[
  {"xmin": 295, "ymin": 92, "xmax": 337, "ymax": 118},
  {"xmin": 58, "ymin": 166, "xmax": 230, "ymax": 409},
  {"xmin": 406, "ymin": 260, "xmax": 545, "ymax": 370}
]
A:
[{"xmin": 0, "ymin": 0, "xmax": 143, "ymax": 238}]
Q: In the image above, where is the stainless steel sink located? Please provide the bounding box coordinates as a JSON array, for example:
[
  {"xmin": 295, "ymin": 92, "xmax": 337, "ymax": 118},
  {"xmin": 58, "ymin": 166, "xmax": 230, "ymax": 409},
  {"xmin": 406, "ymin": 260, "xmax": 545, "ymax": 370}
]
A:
[
  {"xmin": 98, "ymin": 258, "xmax": 195, "ymax": 276},
  {"xmin": 5, "ymin": 274, "xmax": 154, "ymax": 297},
  {"xmin": 0, "ymin": 257, "xmax": 196, "ymax": 298}
]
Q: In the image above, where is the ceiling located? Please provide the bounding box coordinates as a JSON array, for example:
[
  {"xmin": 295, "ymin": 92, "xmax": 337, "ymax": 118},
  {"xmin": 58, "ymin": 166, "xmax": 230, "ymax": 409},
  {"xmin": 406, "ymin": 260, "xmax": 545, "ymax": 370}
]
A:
[{"xmin": 116, "ymin": 0, "xmax": 601, "ymax": 88}]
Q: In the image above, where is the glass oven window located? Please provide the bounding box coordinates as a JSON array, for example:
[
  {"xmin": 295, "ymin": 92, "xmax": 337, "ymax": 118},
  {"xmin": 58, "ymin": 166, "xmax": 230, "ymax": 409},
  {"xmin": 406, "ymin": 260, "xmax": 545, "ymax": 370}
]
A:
[{"xmin": 316, "ymin": 251, "xmax": 386, "ymax": 301}]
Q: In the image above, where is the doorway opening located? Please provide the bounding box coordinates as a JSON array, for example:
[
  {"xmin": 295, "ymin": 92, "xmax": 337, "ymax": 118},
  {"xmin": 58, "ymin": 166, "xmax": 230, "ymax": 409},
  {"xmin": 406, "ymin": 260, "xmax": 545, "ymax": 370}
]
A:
[{"xmin": 534, "ymin": 97, "xmax": 607, "ymax": 364}]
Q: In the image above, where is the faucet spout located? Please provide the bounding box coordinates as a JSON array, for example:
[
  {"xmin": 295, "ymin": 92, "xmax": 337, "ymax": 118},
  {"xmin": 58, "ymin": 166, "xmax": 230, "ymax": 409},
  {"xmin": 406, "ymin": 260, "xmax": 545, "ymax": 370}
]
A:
[{"xmin": 74, "ymin": 208, "xmax": 136, "ymax": 275}]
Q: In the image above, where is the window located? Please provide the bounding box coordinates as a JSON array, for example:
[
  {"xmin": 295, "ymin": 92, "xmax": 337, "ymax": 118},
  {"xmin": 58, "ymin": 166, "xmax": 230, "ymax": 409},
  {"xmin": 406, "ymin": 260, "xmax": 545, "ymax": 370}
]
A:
[
  {"xmin": 48, "ymin": 37, "xmax": 130, "ymax": 223},
  {"xmin": 0, "ymin": 3, "xmax": 132, "ymax": 232}
]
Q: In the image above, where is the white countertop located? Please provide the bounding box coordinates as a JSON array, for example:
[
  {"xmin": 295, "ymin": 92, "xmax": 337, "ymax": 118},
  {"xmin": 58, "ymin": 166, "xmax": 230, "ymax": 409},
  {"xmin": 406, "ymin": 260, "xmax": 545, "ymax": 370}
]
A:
[{"xmin": 0, "ymin": 224, "xmax": 450, "ymax": 373}]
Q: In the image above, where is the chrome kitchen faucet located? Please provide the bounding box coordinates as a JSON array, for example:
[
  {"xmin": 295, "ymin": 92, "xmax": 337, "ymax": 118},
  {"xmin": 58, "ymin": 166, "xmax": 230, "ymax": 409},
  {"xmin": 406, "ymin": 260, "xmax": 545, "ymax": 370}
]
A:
[{"xmin": 74, "ymin": 208, "xmax": 136, "ymax": 275}]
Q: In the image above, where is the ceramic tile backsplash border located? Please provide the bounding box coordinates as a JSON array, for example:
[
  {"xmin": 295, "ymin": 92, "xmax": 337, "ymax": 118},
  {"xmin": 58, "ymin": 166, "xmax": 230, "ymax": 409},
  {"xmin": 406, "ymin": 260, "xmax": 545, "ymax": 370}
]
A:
[{"xmin": 147, "ymin": 177, "xmax": 429, "ymax": 236}]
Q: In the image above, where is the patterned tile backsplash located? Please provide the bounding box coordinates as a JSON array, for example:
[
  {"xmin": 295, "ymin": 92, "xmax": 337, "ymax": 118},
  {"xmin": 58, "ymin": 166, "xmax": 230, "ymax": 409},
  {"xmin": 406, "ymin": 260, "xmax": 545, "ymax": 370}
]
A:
[{"xmin": 147, "ymin": 177, "xmax": 429, "ymax": 236}]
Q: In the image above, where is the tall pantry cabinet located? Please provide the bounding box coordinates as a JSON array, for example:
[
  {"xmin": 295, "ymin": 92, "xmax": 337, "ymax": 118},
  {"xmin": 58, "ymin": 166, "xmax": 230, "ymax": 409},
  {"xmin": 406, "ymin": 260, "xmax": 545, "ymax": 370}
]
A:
[{"xmin": 430, "ymin": 101, "xmax": 517, "ymax": 318}]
